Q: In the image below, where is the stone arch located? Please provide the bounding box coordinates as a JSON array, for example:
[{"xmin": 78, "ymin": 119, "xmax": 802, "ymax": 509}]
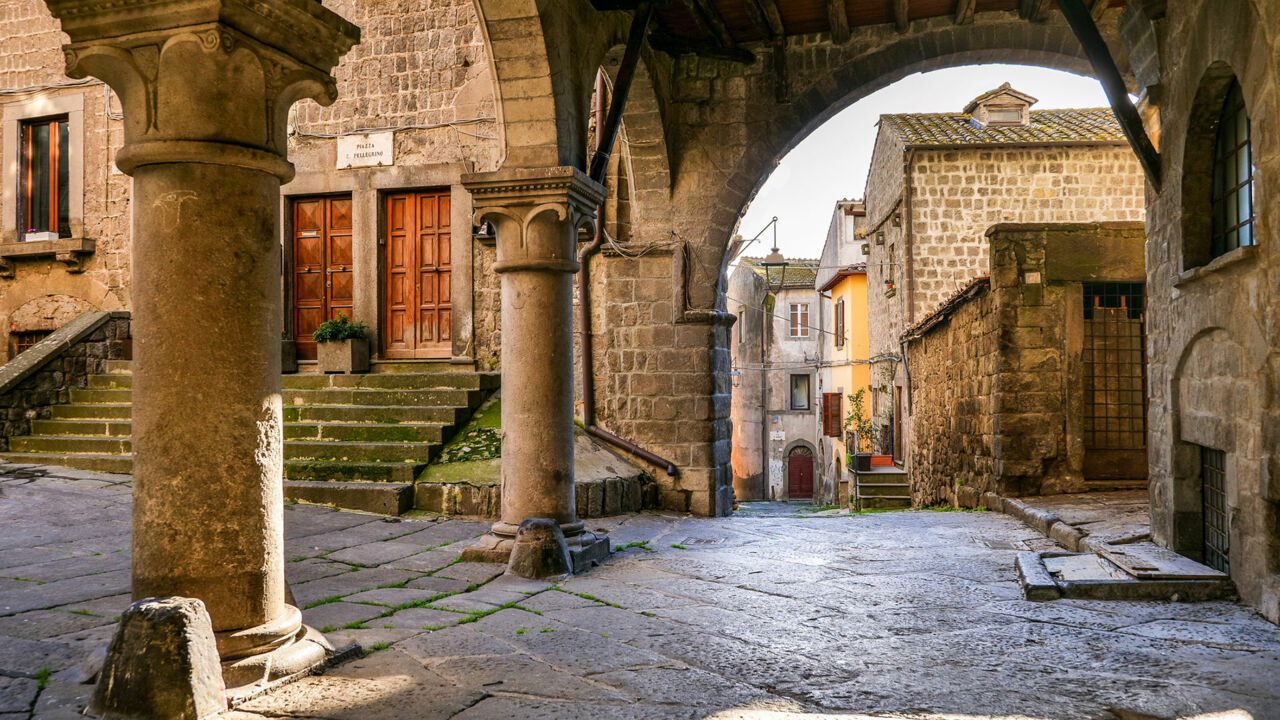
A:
[
  {"xmin": 0, "ymin": 274, "xmax": 123, "ymax": 361},
  {"xmin": 783, "ymin": 439, "xmax": 815, "ymax": 458}
]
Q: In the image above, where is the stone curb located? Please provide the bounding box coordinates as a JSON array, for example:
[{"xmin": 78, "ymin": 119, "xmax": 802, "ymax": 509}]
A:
[
  {"xmin": 963, "ymin": 485, "xmax": 1089, "ymax": 551},
  {"xmin": 1002, "ymin": 498, "xmax": 1061, "ymax": 536}
]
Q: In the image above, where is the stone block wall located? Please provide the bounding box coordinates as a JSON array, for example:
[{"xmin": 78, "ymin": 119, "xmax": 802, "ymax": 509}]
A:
[
  {"xmin": 0, "ymin": 1, "xmax": 131, "ymax": 359},
  {"xmin": 1138, "ymin": 0, "xmax": 1280, "ymax": 623},
  {"xmin": 0, "ymin": 311, "xmax": 130, "ymax": 450}
]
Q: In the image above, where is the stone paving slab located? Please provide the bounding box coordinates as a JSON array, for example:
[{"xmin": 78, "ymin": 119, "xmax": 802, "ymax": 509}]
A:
[{"xmin": 4, "ymin": 465, "xmax": 1280, "ymax": 720}]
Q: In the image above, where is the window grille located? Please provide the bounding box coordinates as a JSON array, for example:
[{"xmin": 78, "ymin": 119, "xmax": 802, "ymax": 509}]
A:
[
  {"xmin": 13, "ymin": 330, "xmax": 51, "ymax": 356},
  {"xmin": 1083, "ymin": 283, "xmax": 1147, "ymax": 451},
  {"xmin": 1210, "ymin": 80, "xmax": 1255, "ymax": 259},
  {"xmin": 1201, "ymin": 446, "xmax": 1229, "ymax": 574}
]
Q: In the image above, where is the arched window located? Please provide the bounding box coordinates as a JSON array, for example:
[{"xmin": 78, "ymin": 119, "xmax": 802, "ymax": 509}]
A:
[{"xmin": 1210, "ymin": 80, "xmax": 1255, "ymax": 259}]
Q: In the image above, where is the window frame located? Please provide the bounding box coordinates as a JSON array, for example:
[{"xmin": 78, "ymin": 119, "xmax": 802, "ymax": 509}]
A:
[
  {"xmin": 1209, "ymin": 79, "xmax": 1255, "ymax": 260},
  {"xmin": 20, "ymin": 115, "xmax": 70, "ymax": 239},
  {"xmin": 834, "ymin": 297, "xmax": 845, "ymax": 348},
  {"xmin": 788, "ymin": 302, "xmax": 809, "ymax": 338},
  {"xmin": 2, "ymin": 92, "xmax": 85, "ymax": 244},
  {"xmin": 789, "ymin": 374, "xmax": 810, "ymax": 411}
]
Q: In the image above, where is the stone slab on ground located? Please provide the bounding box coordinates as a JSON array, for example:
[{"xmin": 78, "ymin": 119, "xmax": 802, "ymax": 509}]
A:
[{"xmin": 4, "ymin": 466, "xmax": 1280, "ymax": 720}]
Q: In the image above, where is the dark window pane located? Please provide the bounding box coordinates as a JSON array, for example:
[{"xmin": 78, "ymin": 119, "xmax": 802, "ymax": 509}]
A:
[
  {"xmin": 57, "ymin": 120, "xmax": 69, "ymax": 237},
  {"xmin": 27, "ymin": 122, "xmax": 50, "ymax": 233}
]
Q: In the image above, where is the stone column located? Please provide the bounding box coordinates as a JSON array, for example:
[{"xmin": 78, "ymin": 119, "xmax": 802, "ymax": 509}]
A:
[
  {"xmin": 461, "ymin": 167, "xmax": 609, "ymax": 570},
  {"xmin": 43, "ymin": 0, "xmax": 358, "ymax": 689}
]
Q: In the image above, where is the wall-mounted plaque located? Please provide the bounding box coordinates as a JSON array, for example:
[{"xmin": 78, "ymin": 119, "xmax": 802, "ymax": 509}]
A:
[{"xmin": 337, "ymin": 131, "xmax": 394, "ymax": 169}]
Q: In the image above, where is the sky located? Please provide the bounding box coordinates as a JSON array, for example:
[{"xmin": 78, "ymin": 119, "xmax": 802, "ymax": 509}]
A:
[{"xmin": 735, "ymin": 64, "xmax": 1112, "ymax": 262}]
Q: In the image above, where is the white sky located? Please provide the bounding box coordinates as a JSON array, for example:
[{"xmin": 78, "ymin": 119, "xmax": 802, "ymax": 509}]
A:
[{"xmin": 735, "ymin": 64, "xmax": 1112, "ymax": 261}]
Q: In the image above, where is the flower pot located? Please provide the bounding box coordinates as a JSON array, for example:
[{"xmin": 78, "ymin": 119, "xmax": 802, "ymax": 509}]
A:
[
  {"xmin": 853, "ymin": 453, "xmax": 872, "ymax": 472},
  {"xmin": 870, "ymin": 454, "xmax": 894, "ymax": 468},
  {"xmin": 281, "ymin": 339, "xmax": 298, "ymax": 374},
  {"xmin": 317, "ymin": 338, "xmax": 369, "ymax": 374}
]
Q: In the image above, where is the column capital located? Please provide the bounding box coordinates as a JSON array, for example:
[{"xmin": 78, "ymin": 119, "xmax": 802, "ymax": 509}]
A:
[
  {"xmin": 462, "ymin": 167, "xmax": 606, "ymax": 274},
  {"xmin": 46, "ymin": 0, "xmax": 359, "ymax": 180}
]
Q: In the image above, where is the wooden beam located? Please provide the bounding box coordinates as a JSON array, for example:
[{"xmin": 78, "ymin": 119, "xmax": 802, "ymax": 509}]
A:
[
  {"xmin": 953, "ymin": 0, "xmax": 976, "ymax": 24},
  {"xmin": 589, "ymin": 3, "xmax": 653, "ymax": 184},
  {"xmin": 648, "ymin": 32, "xmax": 755, "ymax": 63},
  {"xmin": 684, "ymin": 0, "xmax": 737, "ymax": 50},
  {"xmin": 772, "ymin": 38, "xmax": 789, "ymax": 103},
  {"xmin": 1089, "ymin": 0, "xmax": 1110, "ymax": 21},
  {"xmin": 1054, "ymin": 0, "xmax": 1161, "ymax": 188},
  {"xmin": 827, "ymin": 0, "xmax": 850, "ymax": 44},
  {"xmin": 1019, "ymin": 0, "xmax": 1051, "ymax": 21},
  {"xmin": 753, "ymin": 0, "xmax": 786, "ymax": 38},
  {"xmin": 893, "ymin": 0, "xmax": 909, "ymax": 33}
]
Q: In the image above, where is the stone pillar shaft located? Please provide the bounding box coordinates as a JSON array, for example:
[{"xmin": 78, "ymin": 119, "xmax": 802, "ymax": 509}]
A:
[
  {"xmin": 462, "ymin": 167, "xmax": 605, "ymax": 558},
  {"xmin": 43, "ymin": 0, "xmax": 358, "ymax": 688}
]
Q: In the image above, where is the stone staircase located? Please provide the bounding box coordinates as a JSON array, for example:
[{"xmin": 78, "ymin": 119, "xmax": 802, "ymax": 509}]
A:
[
  {"xmin": 0, "ymin": 360, "xmax": 498, "ymax": 513},
  {"xmin": 852, "ymin": 466, "xmax": 913, "ymax": 510}
]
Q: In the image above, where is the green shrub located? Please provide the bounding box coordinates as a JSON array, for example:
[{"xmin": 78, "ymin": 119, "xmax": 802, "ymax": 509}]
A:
[{"xmin": 312, "ymin": 313, "xmax": 367, "ymax": 343}]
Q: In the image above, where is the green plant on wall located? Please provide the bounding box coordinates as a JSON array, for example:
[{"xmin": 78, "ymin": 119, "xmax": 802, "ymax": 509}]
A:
[
  {"xmin": 843, "ymin": 388, "xmax": 879, "ymax": 453},
  {"xmin": 312, "ymin": 313, "xmax": 367, "ymax": 343}
]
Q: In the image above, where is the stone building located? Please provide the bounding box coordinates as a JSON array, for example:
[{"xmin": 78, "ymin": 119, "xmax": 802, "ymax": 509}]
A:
[
  {"xmin": 864, "ymin": 84, "xmax": 1147, "ymax": 477},
  {"xmin": 728, "ymin": 257, "xmax": 822, "ymax": 502},
  {"xmin": 814, "ymin": 199, "xmax": 870, "ymax": 505},
  {"xmin": 903, "ymin": 222, "xmax": 1147, "ymax": 506}
]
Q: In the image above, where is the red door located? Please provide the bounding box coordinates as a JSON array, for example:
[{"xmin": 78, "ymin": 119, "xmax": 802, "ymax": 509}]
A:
[
  {"xmin": 384, "ymin": 190, "xmax": 451, "ymax": 359},
  {"xmin": 787, "ymin": 448, "xmax": 814, "ymax": 500},
  {"xmin": 291, "ymin": 196, "xmax": 353, "ymax": 360}
]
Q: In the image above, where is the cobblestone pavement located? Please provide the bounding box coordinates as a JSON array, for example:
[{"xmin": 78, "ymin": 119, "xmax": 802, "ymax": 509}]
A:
[{"xmin": 2, "ymin": 466, "xmax": 1279, "ymax": 719}]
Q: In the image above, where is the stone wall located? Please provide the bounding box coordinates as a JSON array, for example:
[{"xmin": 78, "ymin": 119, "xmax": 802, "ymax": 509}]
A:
[
  {"xmin": 0, "ymin": 1, "xmax": 131, "ymax": 360},
  {"xmin": 905, "ymin": 222, "xmax": 1146, "ymax": 505},
  {"xmin": 1139, "ymin": 0, "xmax": 1280, "ymax": 623},
  {"xmin": 0, "ymin": 311, "xmax": 129, "ymax": 450}
]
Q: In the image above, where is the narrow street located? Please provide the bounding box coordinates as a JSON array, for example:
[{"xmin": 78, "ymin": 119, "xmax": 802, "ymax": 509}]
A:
[{"xmin": 2, "ymin": 465, "xmax": 1277, "ymax": 719}]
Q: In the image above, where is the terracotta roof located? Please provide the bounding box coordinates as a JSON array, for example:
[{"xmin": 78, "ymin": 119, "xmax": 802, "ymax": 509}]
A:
[
  {"xmin": 818, "ymin": 263, "xmax": 867, "ymax": 293},
  {"xmin": 740, "ymin": 256, "xmax": 820, "ymax": 289},
  {"xmin": 880, "ymin": 107, "xmax": 1126, "ymax": 147},
  {"xmin": 900, "ymin": 276, "xmax": 990, "ymax": 341}
]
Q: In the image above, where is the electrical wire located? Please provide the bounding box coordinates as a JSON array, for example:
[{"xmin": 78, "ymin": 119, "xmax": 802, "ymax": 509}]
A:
[
  {"xmin": 724, "ymin": 295, "xmax": 844, "ymax": 338},
  {"xmin": 287, "ymin": 115, "xmax": 499, "ymax": 140}
]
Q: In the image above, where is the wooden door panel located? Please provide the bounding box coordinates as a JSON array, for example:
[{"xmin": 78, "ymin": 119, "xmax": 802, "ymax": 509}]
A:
[
  {"xmin": 291, "ymin": 195, "xmax": 353, "ymax": 360},
  {"xmin": 383, "ymin": 189, "xmax": 451, "ymax": 359}
]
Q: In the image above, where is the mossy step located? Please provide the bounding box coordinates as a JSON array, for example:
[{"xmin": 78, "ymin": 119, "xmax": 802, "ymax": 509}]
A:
[
  {"xmin": 858, "ymin": 496, "xmax": 913, "ymax": 510},
  {"xmin": 285, "ymin": 480, "xmax": 413, "ymax": 515},
  {"xmin": 9, "ymin": 435, "xmax": 130, "ymax": 455},
  {"xmin": 282, "ymin": 373, "xmax": 498, "ymax": 391},
  {"xmin": 0, "ymin": 452, "xmax": 132, "ymax": 474},
  {"xmin": 284, "ymin": 460, "xmax": 426, "ymax": 484},
  {"xmin": 86, "ymin": 374, "xmax": 133, "ymax": 390},
  {"xmin": 285, "ymin": 440, "xmax": 439, "ymax": 463},
  {"xmin": 281, "ymin": 388, "xmax": 480, "ymax": 408},
  {"xmin": 68, "ymin": 389, "xmax": 132, "ymax": 404},
  {"xmin": 31, "ymin": 419, "xmax": 132, "ymax": 438},
  {"xmin": 857, "ymin": 482, "xmax": 913, "ymax": 497},
  {"xmin": 283, "ymin": 405, "xmax": 463, "ymax": 425},
  {"xmin": 104, "ymin": 360, "xmax": 132, "ymax": 375},
  {"xmin": 49, "ymin": 404, "xmax": 132, "ymax": 420},
  {"xmin": 284, "ymin": 422, "xmax": 445, "ymax": 443}
]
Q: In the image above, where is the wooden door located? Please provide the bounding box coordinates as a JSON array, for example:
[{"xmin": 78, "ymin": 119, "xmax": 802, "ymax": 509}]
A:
[
  {"xmin": 291, "ymin": 195, "xmax": 353, "ymax": 360},
  {"xmin": 384, "ymin": 190, "xmax": 452, "ymax": 359},
  {"xmin": 787, "ymin": 448, "xmax": 814, "ymax": 499}
]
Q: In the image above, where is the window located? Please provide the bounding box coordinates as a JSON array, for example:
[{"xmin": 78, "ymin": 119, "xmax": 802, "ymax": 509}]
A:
[
  {"xmin": 834, "ymin": 298, "xmax": 845, "ymax": 348},
  {"xmin": 11, "ymin": 329, "xmax": 51, "ymax": 356},
  {"xmin": 20, "ymin": 117, "xmax": 70, "ymax": 239},
  {"xmin": 986, "ymin": 105, "xmax": 1023, "ymax": 125},
  {"xmin": 1211, "ymin": 80, "xmax": 1254, "ymax": 259},
  {"xmin": 788, "ymin": 303, "xmax": 808, "ymax": 338},
  {"xmin": 1200, "ymin": 446, "xmax": 1229, "ymax": 573},
  {"xmin": 789, "ymin": 374, "xmax": 810, "ymax": 410},
  {"xmin": 821, "ymin": 392, "xmax": 841, "ymax": 436}
]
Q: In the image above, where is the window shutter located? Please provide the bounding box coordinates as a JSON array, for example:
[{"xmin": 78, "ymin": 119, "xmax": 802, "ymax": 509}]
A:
[
  {"xmin": 822, "ymin": 393, "xmax": 841, "ymax": 437},
  {"xmin": 835, "ymin": 299, "xmax": 845, "ymax": 348}
]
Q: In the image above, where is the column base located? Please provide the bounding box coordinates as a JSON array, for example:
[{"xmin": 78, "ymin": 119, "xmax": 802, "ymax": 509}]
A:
[
  {"xmin": 461, "ymin": 528, "xmax": 611, "ymax": 575},
  {"xmin": 222, "ymin": 624, "xmax": 339, "ymax": 700}
]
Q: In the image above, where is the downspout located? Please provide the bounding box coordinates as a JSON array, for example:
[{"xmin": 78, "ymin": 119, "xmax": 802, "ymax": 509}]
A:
[
  {"xmin": 578, "ymin": 5, "xmax": 677, "ymax": 477},
  {"xmin": 903, "ymin": 149, "xmax": 916, "ymax": 323}
]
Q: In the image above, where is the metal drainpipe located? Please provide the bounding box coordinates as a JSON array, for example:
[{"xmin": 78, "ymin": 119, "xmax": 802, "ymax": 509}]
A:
[{"xmin": 578, "ymin": 8, "xmax": 677, "ymax": 477}]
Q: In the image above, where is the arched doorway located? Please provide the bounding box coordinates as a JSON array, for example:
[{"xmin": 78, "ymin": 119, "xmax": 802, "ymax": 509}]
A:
[{"xmin": 787, "ymin": 445, "xmax": 814, "ymax": 500}]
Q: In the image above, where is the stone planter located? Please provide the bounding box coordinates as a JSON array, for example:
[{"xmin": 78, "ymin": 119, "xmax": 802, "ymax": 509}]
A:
[
  {"xmin": 316, "ymin": 338, "xmax": 369, "ymax": 374},
  {"xmin": 281, "ymin": 339, "xmax": 298, "ymax": 374}
]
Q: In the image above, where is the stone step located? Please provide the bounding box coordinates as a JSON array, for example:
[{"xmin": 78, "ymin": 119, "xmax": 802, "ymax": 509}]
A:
[
  {"xmin": 285, "ymin": 440, "xmax": 439, "ymax": 463},
  {"xmin": 49, "ymin": 404, "xmax": 132, "ymax": 420},
  {"xmin": 0, "ymin": 452, "xmax": 132, "ymax": 474},
  {"xmin": 857, "ymin": 482, "xmax": 912, "ymax": 497},
  {"xmin": 104, "ymin": 360, "xmax": 132, "ymax": 375},
  {"xmin": 285, "ymin": 480, "xmax": 414, "ymax": 515},
  {"xmin": 858, "ymin": 495, "xmax": 913, "ymax": 510},
  {"xmin": 9, "ymin": 435, "xmax": 131, "ymax": 455},
  {"xmin": 68, "ymin": 386, "xmax": 482, "ymax": 409},
  {"xmin": 29, "ymin": 418, "xmax": 446, "ymax": 444},
  {"xmin": 283, "ymin": 404, "xmax": 464, "ymax": 425},
  {"xmin": 84, "ymin": 371, "xmax": 499, "ymax": 392}
]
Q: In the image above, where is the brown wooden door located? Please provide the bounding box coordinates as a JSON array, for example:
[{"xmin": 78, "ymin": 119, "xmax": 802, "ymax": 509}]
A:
[
  {"xmin": 291, "ymin": 195, "xmax": 353, "ymax": 360},
  {"xmin": 384, "ymin": 190, "xmax": 451, "ymax": 359},
  {"xmin": 787, "ymin": 448, "xmax": 814, "ymax": 500}
]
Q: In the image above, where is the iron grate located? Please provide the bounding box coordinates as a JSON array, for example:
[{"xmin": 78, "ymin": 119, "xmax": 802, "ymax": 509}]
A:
[
  {"xmin": 1201, "ymin": 446, "xmax": 1229, "ymax": 574},
  {"xmin": 1083, "ymin": 283, "xmax": 1147, "ymax": 450}
]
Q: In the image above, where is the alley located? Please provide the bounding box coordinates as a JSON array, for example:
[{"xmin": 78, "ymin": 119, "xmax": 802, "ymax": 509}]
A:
[{"xmin": 2, "ymin": 464, "xmax": 1278, "ymax": 719}]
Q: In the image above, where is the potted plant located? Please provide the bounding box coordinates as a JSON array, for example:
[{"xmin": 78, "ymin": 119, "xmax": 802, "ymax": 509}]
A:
[
  {"xmin": 844, "ymin": 388, "xmax": 880, "ymax": 472},
  {"xmin": 313, "ymin": 313, "xmax": 369, "ymax": 374},
  {"xmin": 281, "ymin": 330, "xmax": 298, "ymax": 374}
]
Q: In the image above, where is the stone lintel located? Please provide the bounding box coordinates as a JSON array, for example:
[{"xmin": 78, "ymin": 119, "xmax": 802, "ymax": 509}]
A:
[{"xmin": 44, "ymin": 0, "xmax": 360, "ymax": 75}]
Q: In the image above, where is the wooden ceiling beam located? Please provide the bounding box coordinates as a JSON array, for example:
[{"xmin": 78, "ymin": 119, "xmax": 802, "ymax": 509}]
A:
[
  {"xmin": 953, "ymin": 0, "xmax": 976, "ymax": 24},
  {"xmin": 1019, "ymin": 0, "xmax": 1052, "ymax": 21},
  {"xmin": 1089, "ymin": 0, "xmax": 1110, "ymax": 21},
  {"xmin": 828, "ymin": 0, "xmax": 850, "ymax": 44},
  {"xmin": 683, "ymin": 0, "xmax": 737, "ymax": 50},
  {"xmin": 648, "ymin": 31, "xmax": 755, "ymax": 63},
  {"xmin": 751, "ymin": 0, "xmax": 786, "ymax": 38},
  {"xmin": 893, "ymin": 0, "xmax": 910, "ymax": 33}
]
